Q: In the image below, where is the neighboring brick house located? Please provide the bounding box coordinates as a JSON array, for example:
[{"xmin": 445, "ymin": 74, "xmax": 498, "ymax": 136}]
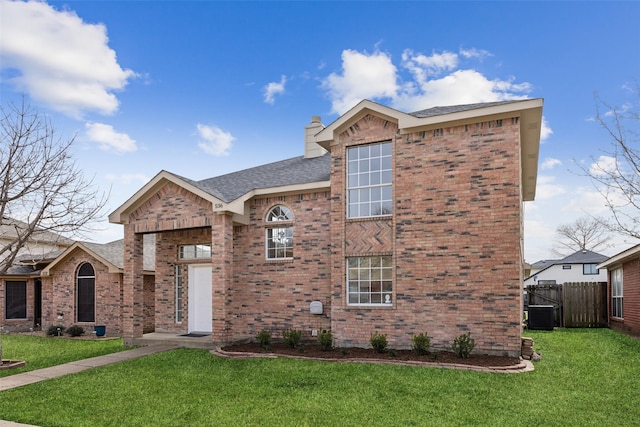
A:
[
  {"xmin": 524, "ymin": 249, "xmax": 609, "ymax": 287},
  {"xmin": 109, "ymin": 98, "xmax": 543, "ymax": 357},
  {"xmin": 597, "ymin": 243, "xmax": 640, "ymax": 336},
  {"xmin": 1, "ymin": 238, "xmax": 155, "ymax": 335}
]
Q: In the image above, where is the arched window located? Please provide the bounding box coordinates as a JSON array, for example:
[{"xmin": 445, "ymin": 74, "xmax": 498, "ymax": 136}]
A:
[
  {"xmin": 76, "ymin": 263, "xmax": 95, "ymax": 322},
  {"xmin": 265, "ymin": 205, "xmax": 293, "ymax": 260}
]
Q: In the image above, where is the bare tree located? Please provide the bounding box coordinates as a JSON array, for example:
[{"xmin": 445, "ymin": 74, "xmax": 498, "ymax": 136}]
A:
[
  {"xmin": 0, "ymin": 100, "xmax": 108, "ymax": 275},
  {"xmin": 583, "ymin": 88, "xmax": 640, "ymax": 240},
  {"xmin": 551, "ymin": 216, "xmax": 612, "ymax": 257}
]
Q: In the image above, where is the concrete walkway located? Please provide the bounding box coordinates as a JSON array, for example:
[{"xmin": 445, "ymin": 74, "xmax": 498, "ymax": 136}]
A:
[
  {"xmin": 0, "ymin": 344, "xmax": 177, "ymax": 427},
  {"xmin": 1, "ymin": 343, "xmax": 177, "ymax": 392}
]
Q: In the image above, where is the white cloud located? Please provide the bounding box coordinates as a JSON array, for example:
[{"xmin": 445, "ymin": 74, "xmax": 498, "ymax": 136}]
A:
[
  {"xmin": 322, "ymin": 49, "xmax": 399, "ymax": 114},
  {"xmin": 85, "ymin": 122, "xmax": 137, "ymax": 153},
  {"xmin": 459, "ymin": 47, "xmax": 492, "ymax": 60},
  {"xmin": 589, "ymin": 155, "xmax": 619, "ymax": 177},
  {"xmin": 541, "ymin": 158, "xmax": 562, "ymax": 170},
  {"xmin": 197, "ymin": 124, "xmax": 234, "ymax": 156},
  {"xmin": 0, "ymin": 0, "xmax": 136, "ymax": 118},
  {"xmin": 105, "ymin": 173, "xmax": 150, "ymax": 185},
  {"xmin": 321, "ymin": 48, "xmax": 535, "ymax": 116},
  {"xmin": 535, "ymin": 175, "xmax": 566, "ymax": 200},
  {"xmin": 540, "ymin": 116, "xmax": 553, "ymax": 142},
  {"xmin": 264, "ymin": 75, "xmax": 287, "ymax": 105}
]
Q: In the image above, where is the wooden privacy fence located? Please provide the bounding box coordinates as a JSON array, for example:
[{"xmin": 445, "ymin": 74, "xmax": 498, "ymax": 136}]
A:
[
  {"xmin": 526, "ymin": 282, "xmax": 607, "ymax": 328},
  {"xmin": 562, "ymin": 282, "xmax": 607, "ymax": 328}
]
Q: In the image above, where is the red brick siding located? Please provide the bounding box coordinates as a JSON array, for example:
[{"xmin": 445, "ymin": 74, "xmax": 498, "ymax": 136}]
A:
[
  {"xmin": 229, "ymin": 193, "xmax": 332, "ymax": 342},
  {"xmin": 41, "ymin": 250, "xmax": 123, "ymax": 336},
  {"xmin": 330, "ymin": 114, "xmax": 524, "ymax": 356},
  {"xmin": 610, "ymin": 258, "xmax": 640, "ymax": 336}
]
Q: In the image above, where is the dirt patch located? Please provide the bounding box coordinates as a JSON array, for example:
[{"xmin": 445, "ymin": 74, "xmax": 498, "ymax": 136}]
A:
[{"xmin": 219, "ymin": 341, "xmax": 523, "ymax": 370}]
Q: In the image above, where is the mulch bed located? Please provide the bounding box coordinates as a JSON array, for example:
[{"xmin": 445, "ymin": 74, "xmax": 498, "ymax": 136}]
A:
[{"xmin": 219, "ymin": 341, "xmax": 522, "ymax": 369}]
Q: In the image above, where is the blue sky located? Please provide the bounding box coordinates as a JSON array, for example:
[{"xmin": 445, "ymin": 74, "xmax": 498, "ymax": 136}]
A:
[{"xmin": 1, "ymin": 0, "xmax": 639, "ymax": 263}]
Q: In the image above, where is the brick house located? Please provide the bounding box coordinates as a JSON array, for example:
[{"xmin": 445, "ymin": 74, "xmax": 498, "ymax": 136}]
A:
[
  {"xmin": 109, "ymin": 99, "xmax": 543, "ymax": 356},
  {"xmin": 598, "ymin": 243, "xmax": 640, "ymax": 336},
  {"xmin": 1, "ymin": 238, "xmax": 155, "ymax": 335}
]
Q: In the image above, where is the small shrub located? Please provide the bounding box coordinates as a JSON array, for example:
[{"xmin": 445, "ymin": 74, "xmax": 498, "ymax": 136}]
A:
[
  {"xmin": 282, "ymin": 329, "xmax": 302, "ymax": 348},
  {"xmin": 452, "ymin": 332, "xmax": 476, "ymax": 358},
  {"xmin": 388, "ymin": 348, "xmax": 396, "ymax": 357},
  {"xmin": 412, "ymin": 332, "xmax": 431, "ymax": 355},
  {"xmin": 370, "ymin": 332, "xmax": 388, "ymax": 353},
  {"xmin": 66, "ymin": 325, "xmax": 85, "ymax": 337},
  {"xmin": 256, "ymin": 329, "xmax": 271, "ymax": 350},
  {"xmin": 341, "ymin": 349, "xmax": 350, "ymax": 356},
  {"xmin": 46, "ymin": 325, "xmax": 66, "ymax": 336},
  {"xmin": 318, "ymin": 329, "xmax": 333, "ymax": 351}
]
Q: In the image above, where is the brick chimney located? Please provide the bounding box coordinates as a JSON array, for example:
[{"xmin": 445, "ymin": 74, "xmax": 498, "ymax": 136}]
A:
[{"xmin": 304, "ymin": 116, "xmax": 327, "ymax": 158}]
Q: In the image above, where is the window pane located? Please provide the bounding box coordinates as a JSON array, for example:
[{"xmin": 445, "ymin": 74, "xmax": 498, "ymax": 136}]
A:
[
  {"xmin": 370, "ymin": 144, "xmax": 380, "ymax": 157},
  {"xmin": 347, "ymin": 142, "xmax": 393, "ymax": 218},
  {"xmin": 5, "ymin": 281, "xmax": 27, "ymax": 319},
  {"xmin": 346, "ymin": 256, "xmax": 393, "ymax": 306}
]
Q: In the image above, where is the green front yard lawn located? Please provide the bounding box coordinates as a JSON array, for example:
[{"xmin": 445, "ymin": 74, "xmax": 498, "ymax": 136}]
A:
[{"xmin": 1, "ymin": 329, "xmax": 639, "ymax": 426}]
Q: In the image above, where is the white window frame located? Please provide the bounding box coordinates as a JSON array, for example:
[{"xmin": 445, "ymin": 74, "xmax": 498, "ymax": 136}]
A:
[
  {"xmin": 347, "ymin": 256, "xmax": 393, "ymax": 306},
  {"xmin": 612, "ymin": 268, "xmax": 623, "ymax": 318},
  {"xmin": 347, "ymin": 141, "xmax": 392, "ymax": 219},
  {"xmin": 265, "ymin": 205, "xmax": 293, "ymax": 260},
  {"xmin": 178, "ymin": 244, "xmax": 211, "ymax": 260}
]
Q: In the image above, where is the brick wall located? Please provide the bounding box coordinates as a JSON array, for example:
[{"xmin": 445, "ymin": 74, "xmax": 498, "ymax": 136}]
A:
[
  {"xmin": 42, "ymin": 250, "xmax": 123, "ymax": 336},
  {"xmin": 330, "ymin": 114, "xmax": 524, "ymax": 356},
  {"xmin": 229, "ymin": 193, "xmax": 332, "ymax": 342},
  {"xmin": 610, "ymin": 258, "xmax": 640, "ymax": 336}
]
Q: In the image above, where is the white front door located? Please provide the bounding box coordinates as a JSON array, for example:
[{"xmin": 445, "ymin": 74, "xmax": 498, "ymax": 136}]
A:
[{"xmin": 188, "ymin": 264, "xmax": 212, "ymax": 333}]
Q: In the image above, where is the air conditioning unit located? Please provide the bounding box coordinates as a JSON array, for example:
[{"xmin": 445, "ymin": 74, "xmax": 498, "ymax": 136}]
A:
[{"xmin": 528, "ymin": 305, "xmax": 554, "ymax": 330}]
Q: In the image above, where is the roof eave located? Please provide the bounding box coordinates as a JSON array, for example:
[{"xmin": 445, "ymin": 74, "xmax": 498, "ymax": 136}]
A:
[
  {"xmin": 597, "ymin": 243, "xmax": 640, "ymax": 269},
  {"xmin": 108, "ymin": 171, "xmax": 222, "ymax": 225}
]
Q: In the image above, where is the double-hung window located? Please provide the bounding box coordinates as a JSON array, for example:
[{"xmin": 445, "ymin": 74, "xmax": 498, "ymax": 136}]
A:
[
  {"xmin": 347, "ymin": 256, "xmax": 392, "ymax": 306},
  {"xmin": 583, "ymin": 263, "xmax": 599, "ymax": 275},
  {"xmin": 612, "ymin": 268, "xmax": 623, "ymax": 318},
  {"xmin": 347, "ymin": 141, "xmax": 392, "ymax": 218},
  {"xmin": 266, "ymin": 205, "xmax": 293, "ymax": 260}
]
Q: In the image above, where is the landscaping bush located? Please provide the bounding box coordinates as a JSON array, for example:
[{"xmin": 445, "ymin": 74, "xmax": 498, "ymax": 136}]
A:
[
  {"xmin": 452, "ymin": 332, "xmax": 476, "ymax": 358},
  {"xmin": 46, "ymin": 325, "xmax": 66, "ymax": 336},
  {"xmin": 412, "ymin": 332, "xmax": 431, "ymax": 355},
  {"xmin": 256, "ymin": 329, "xmax": 271, "ymax": 350},
  {"xmin": 282, "ymin": 329, "xmax": 302, "ymax": 348},
  {"xmin": 318, "ymin": 329, "xmax": 333, "ymax": 351},
  {"xmin": 66, "ymin": 325, "xmax": 85, "ymax": 337},
  {"xmin": 369, "ymin": 332, "xmax": 388, "ymax": 353}
]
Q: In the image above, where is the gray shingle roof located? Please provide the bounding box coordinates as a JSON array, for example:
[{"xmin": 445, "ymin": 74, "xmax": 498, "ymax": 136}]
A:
[
  {"xmin": 531, "ymin": 250, "xmax": 608, "ymax": 269},
  {"xmin": 409, "ymin": 101, "xmax": 522, "ymax": 118},
  {"xmin": 82, "ymin": 235, "xmax": 155, "ymax": 271},
  {"xmin": 179, "ymin": 154, "xmax": 331, "ymax": 203}
]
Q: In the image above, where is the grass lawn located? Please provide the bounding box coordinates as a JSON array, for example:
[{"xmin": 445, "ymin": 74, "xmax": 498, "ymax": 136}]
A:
[
  {"xmin": 0, "ymin": 335, "xmax": 131, "ymax": 378},
  {"xmin": 1, "ymin": 328, "xmax": 639, "ymax": 426}
]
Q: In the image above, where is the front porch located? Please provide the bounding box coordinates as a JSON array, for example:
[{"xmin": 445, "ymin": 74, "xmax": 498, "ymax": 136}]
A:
[{"xmin": 127, "ymin": 332, "xmax": 219, "ymax": 350}]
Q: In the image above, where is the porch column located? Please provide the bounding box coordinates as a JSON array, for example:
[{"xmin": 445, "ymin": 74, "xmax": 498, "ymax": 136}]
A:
[
  {"xmin": 211, "ymin": 212, "xmax": 233, "ymax": 343},
  {"xmin": 122, "ymin": 224, "xmax": 144, "ymax": 342}
]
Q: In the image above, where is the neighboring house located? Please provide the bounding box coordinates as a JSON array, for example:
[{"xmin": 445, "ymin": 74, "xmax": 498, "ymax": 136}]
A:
[
  {"xmin": 1, "ymin": 237, "xmax": 155, "ymax": 335},
  {"xmin": 524, "ymin": 249, "xmax": 609, "ymax": 287},
  {"xmin": 109, "ymin": 98, "xmax": 543, "ymax": 357},
  {"xmin": 597, "ymin": 243, "xmax": 640, "ymax": 336},
  {"xmin": 0, "ymin": 216, "xmax": 74, "ymax": 266}
]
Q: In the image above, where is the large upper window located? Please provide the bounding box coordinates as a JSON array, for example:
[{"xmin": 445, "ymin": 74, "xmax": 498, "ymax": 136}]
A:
[
  {"xmin": 583, "ymin": 263, "xmax": 599, "ymax": 275},
  {"xmin": 347, "ymin": 141, "xmax": 392, "ymax": 218},
  {"xmin": 612, "ymin": 268, "xmax": 623, "ymax": 318},
  {"xmin": 265, "ymin": 205, "xmax": 293, "ymax": 260},
  {"xmin": 347, "ymin": 256, "xmax": 393, "ymax": 306},
  {"xmin": 179, "ymin": 244, "xmax": 212, "ymax": 260},
  {"xmin": 76, "ymin": 263, "xmax": 95, "ymax": 323},
  {"xmin": 5, "ymin": 281, "xmax": 27, "ymax": 319}
]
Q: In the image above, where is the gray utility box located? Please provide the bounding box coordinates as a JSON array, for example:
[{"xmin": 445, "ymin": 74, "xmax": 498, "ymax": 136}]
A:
[{"xmin": 528, "ymin": 305, "xmax": 555, "ymax": 330}]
